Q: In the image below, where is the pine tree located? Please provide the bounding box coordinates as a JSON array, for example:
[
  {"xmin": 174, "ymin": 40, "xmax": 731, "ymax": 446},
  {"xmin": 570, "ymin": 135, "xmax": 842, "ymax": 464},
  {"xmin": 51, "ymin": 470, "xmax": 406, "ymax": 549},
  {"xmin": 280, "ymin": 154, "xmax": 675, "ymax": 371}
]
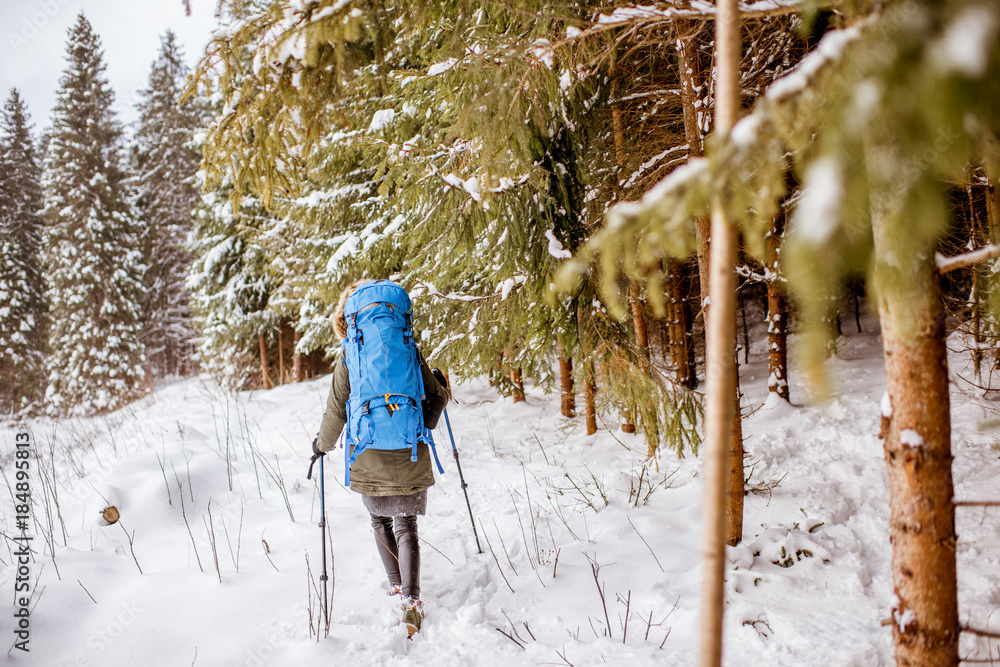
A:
[
  {"xmin": 0, "ymin": 89, "xmax": 47, "ymax": 415},
  {"xmin": 133, "ymin": 31, "xmax": 205, "ymax": 378},
  {"xmin": 41, "ymin": 13, "xmax": 146, "ymax": 415}
]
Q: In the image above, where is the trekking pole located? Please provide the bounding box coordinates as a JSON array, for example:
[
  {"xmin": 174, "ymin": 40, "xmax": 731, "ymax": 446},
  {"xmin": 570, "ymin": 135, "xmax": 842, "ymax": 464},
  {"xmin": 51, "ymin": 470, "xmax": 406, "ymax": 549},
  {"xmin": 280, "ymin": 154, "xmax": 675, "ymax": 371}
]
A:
[
  {"xmin": 307, "ymin": 451, "xmax": 331, "ymax": 636},
  {"xmin": 442, "ymin": 407, "xmax": 483, "ymax": 554}
]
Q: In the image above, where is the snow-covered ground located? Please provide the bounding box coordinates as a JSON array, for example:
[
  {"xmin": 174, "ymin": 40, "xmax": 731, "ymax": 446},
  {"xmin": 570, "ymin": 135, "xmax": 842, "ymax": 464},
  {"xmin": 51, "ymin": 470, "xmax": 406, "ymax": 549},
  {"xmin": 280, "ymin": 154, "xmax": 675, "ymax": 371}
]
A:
[{"xmin": 2, "ymin": 323, "xmax": 999, "ymax": 666}]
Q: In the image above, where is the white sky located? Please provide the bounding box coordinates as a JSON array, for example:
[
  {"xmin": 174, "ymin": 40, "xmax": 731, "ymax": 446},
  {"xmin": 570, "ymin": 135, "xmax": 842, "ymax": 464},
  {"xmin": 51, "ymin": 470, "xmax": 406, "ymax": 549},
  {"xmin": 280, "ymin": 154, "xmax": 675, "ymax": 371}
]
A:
[{"xmin": 0, "ymin": 0, "xmax": 224, "ymax": 132}]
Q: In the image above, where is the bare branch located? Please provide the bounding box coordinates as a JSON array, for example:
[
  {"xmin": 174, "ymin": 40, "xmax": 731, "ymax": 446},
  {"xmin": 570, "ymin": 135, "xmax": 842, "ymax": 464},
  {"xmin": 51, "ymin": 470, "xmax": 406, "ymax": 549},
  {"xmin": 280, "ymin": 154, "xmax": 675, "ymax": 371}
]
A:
[
  {"xmin": 495, "ymin": 627, "xmax": 526, "ymax": 649},
  {"xmin": 77, "ymin": 580, "xmax": 97, "ymax": 604},
  {"xmin": 588, "ymin": 556, "xmax": 614, "ymax": 640},
  {"xmin": 627, "ymin": 515, "xmax": 665, "ymax": 572},
  {"xmin": 479, "ymin": 519, "xmax": 516, "ymax": 593},
  {"xmin": 118, "ymin": 521, "xmax": 143, "ymax": 575},
  {"xmin": 936, "ymin": 244, "xmax": 1000, "ymax": 274},
  {"xmin": 962, "ymin": 625, "xmax": 1000, "ymax": 640}
]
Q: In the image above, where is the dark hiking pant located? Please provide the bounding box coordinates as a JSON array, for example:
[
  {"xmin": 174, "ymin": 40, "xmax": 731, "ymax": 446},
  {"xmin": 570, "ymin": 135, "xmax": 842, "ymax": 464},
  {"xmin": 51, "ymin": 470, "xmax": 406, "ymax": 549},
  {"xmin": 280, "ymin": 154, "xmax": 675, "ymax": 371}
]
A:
[{"xmin": 370, "ymin": 514, "xmax": 420, "ymax": 598}]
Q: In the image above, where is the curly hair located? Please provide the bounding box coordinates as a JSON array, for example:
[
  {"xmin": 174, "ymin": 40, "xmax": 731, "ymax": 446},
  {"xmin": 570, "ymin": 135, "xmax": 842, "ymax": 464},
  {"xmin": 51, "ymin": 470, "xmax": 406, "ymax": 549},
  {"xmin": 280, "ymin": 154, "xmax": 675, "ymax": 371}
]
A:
[{"xmin": 333, "ymin": 279, "xmax": 369, "ymax": 341}]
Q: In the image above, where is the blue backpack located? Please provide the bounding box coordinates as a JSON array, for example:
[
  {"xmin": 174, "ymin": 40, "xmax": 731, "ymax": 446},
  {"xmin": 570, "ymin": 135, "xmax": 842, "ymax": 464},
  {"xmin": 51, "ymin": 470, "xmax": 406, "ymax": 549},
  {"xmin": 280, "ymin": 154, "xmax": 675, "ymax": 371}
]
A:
[{"xmin": 342, "ymin": 280, "xmax": 442, "ymax": 485}]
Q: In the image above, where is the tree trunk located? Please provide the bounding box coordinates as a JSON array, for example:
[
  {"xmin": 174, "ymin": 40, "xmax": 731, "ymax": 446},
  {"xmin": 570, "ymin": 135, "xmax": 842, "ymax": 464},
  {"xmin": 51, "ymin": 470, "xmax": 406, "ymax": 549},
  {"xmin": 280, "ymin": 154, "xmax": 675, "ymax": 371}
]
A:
[
  {"xmin": 557, "ymin": 341, "xmax": 575, "ymax": 418},
  {"xmin": 611, "ymin": 78, "xmax": 626, "ymax": 166},
  {"xmin": 611, "ymin": 73, "xmax": 640, "ymax": 433},
  {"xmin": 293, "ymin": 329, "xmax": 302, "ymax": 382},
  {"xmin": 621, "ymin": 408, "xmax": 636, "ymax": 433},
  {"xmin": 766, "ymin": 286, "xmax": 790, "ymax": 400},
  {"xmin": 766, "ymin": 216, "xmax": 790, "ymax": 400},
  {"xmin": 727, "ymin": 362, "xmax": 744, "ymax": 548},
  {"xmin": 584, "ymin": 373, "xmax": 597, "ymax": 435},
  {"xmin": 510, "ymin": 368, "xmax": 525, "ymax": 403},
  {"xmin": 630, "ymin": 281, "xmax": 649, "ymax": 357},
  {"xmin": 685, "ymin": 269, "xmax": 699, "ymax": 388},
  {"xmin": 165, "ymin": 340, "xmax": 175, "ymax": 378},
  {"xmin": 972, "ymin": 265, "xmax": 982, "ymax": 381},
  {"xmin": 699, "ymin": 1, "xmax": 741, "ymax": 666},
  {"xmin": 659, "ymin": 319, "xmax": 670, "ymax": 365},
  {"xmin": 988, "ymin": 179, "xmax": 999, "ymax": 244},
  {"xmin": 628, "ymin": 284, "xmax": 650, "ymax": 441},
  {"xmin": 668, "ymin": 260, "xmax": 696, "ymax": 389},
  {"xmin": 304, "ymin": 348, "xmax": 316, "ymax": 380},
  {"xmin": 987, "ymin": 180, "xmax": 1000, "ymax": 369},
  {"xmin": 873, "ymin": 219, "xmax": 958, "ymax": 666},
  {"xmin": 853, "ymin": 285, "xmax": 863, "ymax": 333},
  {"xmin": 966, "ymin": 181, "xmax": 985, "ymax": 383},
  {"xmin": 739, "ymin": 289, "xmax": 750, "ymax": 364},
  {"xmin": 259, "ymin": 333, "xmax": 272, "ymax": 390},
  {"xmin": 677, "ymin": 17, "xmax": 712, "ymax": 344},
  {"xmin": 676, "ymin": 20, "xmax": 705, "ymax": 158},
  {"xmin": 682, "ymin": 9, "xmax": 746, "ymax": 549},
  {"xmin": 277, "ymin": 326, "xmax": 285, "ymax": 385}
]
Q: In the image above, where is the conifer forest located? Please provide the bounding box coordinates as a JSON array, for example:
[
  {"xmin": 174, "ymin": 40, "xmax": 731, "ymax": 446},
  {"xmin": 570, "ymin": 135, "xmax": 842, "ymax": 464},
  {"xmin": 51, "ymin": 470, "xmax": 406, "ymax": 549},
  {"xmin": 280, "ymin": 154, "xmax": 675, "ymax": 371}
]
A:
[{"xmin": 1, "ymin": 1, "xmax": 999, "ymax": 665}]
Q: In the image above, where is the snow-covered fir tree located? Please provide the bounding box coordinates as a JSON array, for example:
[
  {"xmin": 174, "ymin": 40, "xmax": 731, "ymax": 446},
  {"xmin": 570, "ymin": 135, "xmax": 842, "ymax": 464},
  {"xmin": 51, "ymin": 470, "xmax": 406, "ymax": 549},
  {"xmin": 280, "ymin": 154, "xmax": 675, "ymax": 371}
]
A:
[
  {"xmin": 188, "ymin": 180, "xmax": 280, "ymax": 389},
  {"xmin": 186, "ymin": 5, "xmax": 284, "ymax": 390},
  {"xmin": 0, "ymin": 89, "xmax": 48, "ymax": 415},
  {"xmin": 192, "ymin": 1, "xmax": 737, "ymax": 452},
  {"xmin": 133, "ymin": 30, "xmax": 206, "ymax": 378},
  {"xmin": 41, "ymin": 13, "xmax": 146, "ymax": 415}
]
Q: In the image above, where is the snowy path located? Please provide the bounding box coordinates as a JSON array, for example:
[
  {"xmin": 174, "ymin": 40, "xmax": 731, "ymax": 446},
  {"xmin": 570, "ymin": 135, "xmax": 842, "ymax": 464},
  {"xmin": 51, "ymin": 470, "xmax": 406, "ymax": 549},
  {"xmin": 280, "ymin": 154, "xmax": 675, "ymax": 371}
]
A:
[{"xmin": 2, "ymin": 325, "xmax": 999, "ymax": 666}]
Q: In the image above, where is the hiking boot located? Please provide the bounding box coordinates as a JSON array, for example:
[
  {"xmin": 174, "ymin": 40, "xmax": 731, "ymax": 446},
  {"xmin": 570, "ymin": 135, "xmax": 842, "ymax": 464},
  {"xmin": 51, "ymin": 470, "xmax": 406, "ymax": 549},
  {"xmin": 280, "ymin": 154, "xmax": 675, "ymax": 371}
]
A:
[
  {"xmin": 401, "ymin": 596, "xmax": 424, "ymax": 637},
  {"xmin": 388, "ymin": 583, "xmax": 402, "ymax": 597}
]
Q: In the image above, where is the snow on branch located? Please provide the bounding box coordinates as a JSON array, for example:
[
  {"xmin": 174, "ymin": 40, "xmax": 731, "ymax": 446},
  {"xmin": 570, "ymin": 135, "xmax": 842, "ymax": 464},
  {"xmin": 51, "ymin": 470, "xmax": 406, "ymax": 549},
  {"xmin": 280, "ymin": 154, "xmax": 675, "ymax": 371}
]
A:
[
  {"xmin": 761, "ymin": 25, "xmax": 862, "ymax": 105},
  {"xmin": 639, "ymin": 24, "xmax": 859, "ymax": 202},
  {"xmin": 612, "ymin": 24, "xmax": 862, "ymax": 211},
  {"xmin": 557, "ymin": 22, "xmax": 866, "ymax": 315},
  {"xmin": 411, "ymin": 280, "xmax": 496, "ymax": 302},
  {"xmin": 578, "ymin": 0, "xmax": 838, "ymax": 37},
  {"xmin": 935, "ymin": 244, "xmax": 1000, "ymax": 274}
]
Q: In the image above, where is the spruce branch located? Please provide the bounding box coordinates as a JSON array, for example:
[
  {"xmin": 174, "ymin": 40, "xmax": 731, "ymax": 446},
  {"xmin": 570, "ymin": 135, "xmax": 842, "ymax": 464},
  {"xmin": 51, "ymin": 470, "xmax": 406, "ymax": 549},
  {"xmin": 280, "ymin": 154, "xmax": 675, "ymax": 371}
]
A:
[{"xmin": 961, "ymin": 625, "xmax": 1000, "ymax": 640}]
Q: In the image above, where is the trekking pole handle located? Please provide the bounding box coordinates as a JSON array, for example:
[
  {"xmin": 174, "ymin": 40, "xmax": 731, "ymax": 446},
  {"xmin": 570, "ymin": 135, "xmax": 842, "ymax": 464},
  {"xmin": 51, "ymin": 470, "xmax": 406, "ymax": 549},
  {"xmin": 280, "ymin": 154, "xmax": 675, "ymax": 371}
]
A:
[{"xmin": 307, "ymin": 450, "xmax": 324, "ymax": 480}]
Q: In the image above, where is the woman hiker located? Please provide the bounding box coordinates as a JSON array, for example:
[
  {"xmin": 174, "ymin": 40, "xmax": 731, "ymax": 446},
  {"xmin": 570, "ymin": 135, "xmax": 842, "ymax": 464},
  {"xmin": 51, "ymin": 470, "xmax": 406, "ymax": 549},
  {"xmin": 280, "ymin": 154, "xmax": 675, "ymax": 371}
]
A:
[{"xmin": 312, "ymin": 279, "xmax": 450, "ymax": 636}]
